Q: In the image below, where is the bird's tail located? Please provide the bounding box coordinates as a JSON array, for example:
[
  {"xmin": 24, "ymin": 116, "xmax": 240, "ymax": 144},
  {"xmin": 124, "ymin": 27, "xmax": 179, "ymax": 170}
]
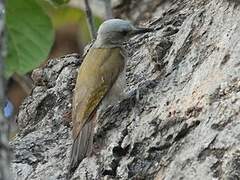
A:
[{"xmin": 67, "ymin": 120, "xmax": 94, "ymax": 179}]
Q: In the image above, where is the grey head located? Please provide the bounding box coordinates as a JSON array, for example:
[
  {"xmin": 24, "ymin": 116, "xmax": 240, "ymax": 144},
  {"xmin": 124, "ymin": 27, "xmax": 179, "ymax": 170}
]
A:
[{"xmin": 93, "ymin": 19, "xmax": 152, "ymax": 48}]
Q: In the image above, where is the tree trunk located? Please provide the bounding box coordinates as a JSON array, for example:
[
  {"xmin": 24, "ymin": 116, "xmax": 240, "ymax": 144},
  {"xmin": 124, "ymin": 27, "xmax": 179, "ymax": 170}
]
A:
[
  {"xmin": 0, "ymin": 0, "xmax": 11, "ymax": 180},
  {"xmin": 11, "ymin": 0, "xmax": 240, "ymax": 179}
]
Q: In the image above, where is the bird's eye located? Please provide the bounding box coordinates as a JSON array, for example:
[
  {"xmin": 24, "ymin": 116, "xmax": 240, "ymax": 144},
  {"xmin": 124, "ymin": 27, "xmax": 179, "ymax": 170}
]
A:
[{"xmin": 121, "ymin": 30, "xmax": 128, "ymax": 36}]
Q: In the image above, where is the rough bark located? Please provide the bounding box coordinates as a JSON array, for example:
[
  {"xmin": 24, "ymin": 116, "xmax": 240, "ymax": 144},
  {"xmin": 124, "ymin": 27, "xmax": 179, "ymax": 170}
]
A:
[{"xmin": 11, "ymin": 0, "xmax": 240, "ymax": 180}]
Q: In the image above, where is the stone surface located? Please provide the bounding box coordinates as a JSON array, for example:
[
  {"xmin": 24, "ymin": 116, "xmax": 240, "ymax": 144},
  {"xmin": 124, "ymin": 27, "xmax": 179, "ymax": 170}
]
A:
[{"xmin": 11, "ymin": 0, "xmax": 240, "ymax": 179}]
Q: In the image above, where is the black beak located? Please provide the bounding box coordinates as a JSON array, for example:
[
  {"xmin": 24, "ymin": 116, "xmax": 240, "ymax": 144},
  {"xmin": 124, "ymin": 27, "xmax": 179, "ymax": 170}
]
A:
[{"xmin": 130, "ymin": 27, "xmax": 154, "ymax": 35}]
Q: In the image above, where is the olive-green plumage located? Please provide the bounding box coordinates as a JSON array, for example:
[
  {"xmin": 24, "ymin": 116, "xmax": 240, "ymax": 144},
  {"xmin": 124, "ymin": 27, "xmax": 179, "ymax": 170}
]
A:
[
  {"xmin": 67, "ymin": 19, "xmax": 152, "ymax": 178},
  {"xmin": 69, "ymin": 47, "xmax": 124, "ymax": 175}
]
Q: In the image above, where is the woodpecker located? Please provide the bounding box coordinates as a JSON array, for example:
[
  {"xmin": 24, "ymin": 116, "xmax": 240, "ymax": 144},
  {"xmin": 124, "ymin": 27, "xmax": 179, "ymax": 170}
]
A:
[{"xmin": 68, "ymin": 19, "xmax": 152, "ymax": 177}]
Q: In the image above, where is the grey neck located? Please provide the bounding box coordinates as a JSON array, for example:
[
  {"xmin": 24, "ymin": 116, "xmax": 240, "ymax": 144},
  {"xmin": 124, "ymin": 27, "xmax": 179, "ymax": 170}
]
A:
[{"xmin": 93, "ymin": 37, "xmax": 122, "ymax": 48}]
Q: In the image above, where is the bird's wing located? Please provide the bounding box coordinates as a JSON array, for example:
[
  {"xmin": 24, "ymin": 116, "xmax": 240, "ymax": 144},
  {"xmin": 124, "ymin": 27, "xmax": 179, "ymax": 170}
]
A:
[
  {"xmin": 72, "ymin": 47, "xmax": 124, "ymax": 139},
  {"xmin": 68, "ymin": 48, "xmax": 124, "ymax": 177}
]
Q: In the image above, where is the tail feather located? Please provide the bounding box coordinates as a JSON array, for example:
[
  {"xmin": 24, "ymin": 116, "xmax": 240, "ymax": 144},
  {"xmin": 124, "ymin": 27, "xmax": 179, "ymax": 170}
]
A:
[{"xmin": 67, "ymin": 120, "xmax": 94, "ymax": 179}]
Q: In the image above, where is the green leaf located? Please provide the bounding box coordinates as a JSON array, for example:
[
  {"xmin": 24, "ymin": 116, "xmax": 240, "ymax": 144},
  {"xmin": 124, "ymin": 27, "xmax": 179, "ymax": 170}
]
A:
[
  {"xmin": 39, "ymin": 0, "xmax": 103, "ymax": 44},
  {"xmin": 6, "ymin": 0, "xmax": 54, "ymax": 76}
]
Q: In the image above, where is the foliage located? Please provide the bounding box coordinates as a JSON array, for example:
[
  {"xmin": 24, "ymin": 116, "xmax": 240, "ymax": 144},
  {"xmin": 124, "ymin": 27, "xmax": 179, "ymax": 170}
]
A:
[
  {"xmin": 40, "ymin": 0, "xmax": 102, "ymax": 44},
  {"xmin": 49, "ymin": 0, "xmax": 70, "ymax": 6},
  {"xmin": 5, "ymin": 0, "xmax": 54, "ymax": 77},
  {"xmin": 5, "ymin": 0, "xmax": 102, "ymax": 77}
]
